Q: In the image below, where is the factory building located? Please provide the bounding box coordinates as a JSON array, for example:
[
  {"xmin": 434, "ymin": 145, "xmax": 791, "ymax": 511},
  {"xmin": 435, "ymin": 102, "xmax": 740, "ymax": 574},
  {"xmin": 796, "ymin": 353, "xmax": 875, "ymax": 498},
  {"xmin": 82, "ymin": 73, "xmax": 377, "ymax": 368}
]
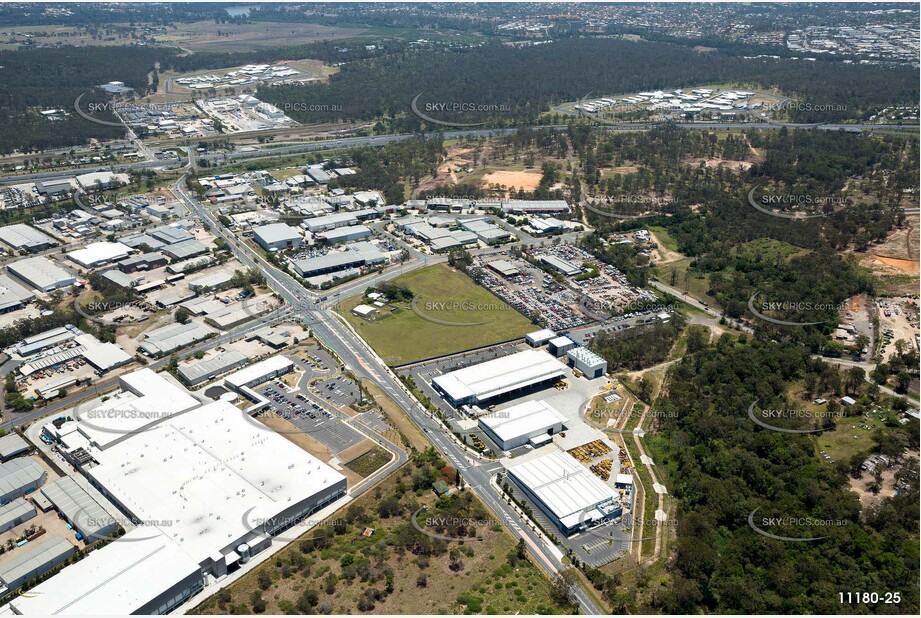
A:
[
  {"xmin": 302, "ymin": 212, "xmax": 358, "ymax": 233},
  {"xmin": 548, "ymin": 336, "xmax": 577, "ymax": 357},
  {"xmin": 138, "ymin": 322, "xmax": 216, "ymax": 357},
  {"xmin": 178, "ymin": 349, "xmax": 249, "ymax": 386},
  {"xmin": 478, "ymin": 400, "xmax": 567, "ymax": 450},
  {"xmin": 161, "ymin": 239, "xmax": 209, "ymax": 261},
  {"xmin": 432, "ymin": 350, "xmax": 567, "ymax": 407},
  {"xmin": 67, "ymin": 241, "xmax": 132, "ymax": 269},
  {"xmin": 525, "ymin": 328, "xmax": 556, "ymax": 347},
  {"xmin": 0, "ymin": 497, "xmax": 36, "ymax": 533},
  {"xmin": 502, "ymin": 446, "xmax": 622, "ymax": 535},
  {"xmin": 0, "ymin": 458, "xmax": 46, "ymax": 504},
  {"xmin": 500, "ymin": 199, "xmax": 570, "ymax": 214},
  {"xmin": 6, "ymin": 256, "xmax": 76, "ymax": 292},
  {"xmin": 0, "ymin": 223, "xmax": 58, "ymax": 252},
  {"xmin": 488, "ymin": 259, "xmax": 520, "ymax": 278},
  {"xmin": 539, "ymin": 255, "xmax": 582, "ymax": 277},
  {"xmin": 252, "ymin": 223, "xmax": 305, "ymax": 251},
  {"xmin": 0, "ymin": 433, "xmax": 30, "ymax": 462},
  {"xmin": 40, "ymin": 476, "xmax": 117, "ymax": 541},
  {"xmin": 317, "ymin": 224, "xmax": 371, "ymax": 244},
  {"xmin": 8, "ymin": 527, "xmax": 203, "ymax": 616},
  {"xmin": 567, "ymin": 347, "xmax": 608, "ymax": 379},
  {"xmin": 0, "ymin": 274, "xmax": 34, "ymax": 312},
  {"xmin": 0, "ymin": 535, "xmax": 75, "ymax": 594},
  {"xmin": 82, "ymin": 398, "xmax": 347, "ymax": 577},
  {"xmin": 224, "ymin": 355, "xmax": 294, "ymax": 393},
  {"xmin": 75, "ymin": 171, "xmax": 125, "ymax": 192},
  {"xmin": 292, "ymin": 242, "xmax": 385, "ymax": 278}
]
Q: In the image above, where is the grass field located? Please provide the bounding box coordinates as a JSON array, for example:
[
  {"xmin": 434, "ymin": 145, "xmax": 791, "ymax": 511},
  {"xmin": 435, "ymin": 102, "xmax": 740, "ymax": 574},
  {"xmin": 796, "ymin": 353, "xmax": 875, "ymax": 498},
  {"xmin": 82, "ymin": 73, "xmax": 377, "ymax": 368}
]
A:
[
  {"xmin": 338, "ymin": 264, "xmax": 534, "ymax": 365},
  {"xmin": 344, "ymin": 447, "xmax": 391, "ymax": 477}
]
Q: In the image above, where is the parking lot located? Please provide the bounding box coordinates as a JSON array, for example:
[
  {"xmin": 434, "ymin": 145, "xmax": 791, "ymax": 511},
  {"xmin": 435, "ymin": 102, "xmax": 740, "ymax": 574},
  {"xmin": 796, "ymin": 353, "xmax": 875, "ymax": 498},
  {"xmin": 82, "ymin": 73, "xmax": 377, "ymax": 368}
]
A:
[{"xmin": 256, "ymin": 380, "xmax": 365, "ymax": 454}]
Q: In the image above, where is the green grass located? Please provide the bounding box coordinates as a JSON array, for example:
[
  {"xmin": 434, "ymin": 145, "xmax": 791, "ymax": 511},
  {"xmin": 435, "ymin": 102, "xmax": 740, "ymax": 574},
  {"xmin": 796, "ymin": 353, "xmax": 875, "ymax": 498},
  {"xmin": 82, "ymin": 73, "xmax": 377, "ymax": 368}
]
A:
[
  {"xmin": 647, "ymin": 226, "xmax": 679, "ymax": 252},
  {"xmin": 343, "ymin": 447, "xmax": 391, "ymax": 477},
  {"xmin": 338, "ymin": 264, "xmax": 534, "ymax": 364}
]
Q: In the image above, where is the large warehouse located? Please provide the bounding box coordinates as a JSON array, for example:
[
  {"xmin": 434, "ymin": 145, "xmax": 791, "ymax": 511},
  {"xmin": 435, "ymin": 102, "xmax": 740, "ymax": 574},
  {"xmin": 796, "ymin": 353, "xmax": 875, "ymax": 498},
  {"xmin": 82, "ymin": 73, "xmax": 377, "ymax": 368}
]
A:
[
  {"xmin": 503, "ymin": 446, "xmax": 622, "ymax": 535},
  {"xmin": 9, "ymin": 527, "xmax": 203, "ymax": 616},
  {"xmin": 432, "ymin": 350, "xmax": 567, "ymax": 407},
  {"xmin": 0, "ymin": 274, "xmax": 33, "ymax": 312},
  {"xmin": 67, "ymin": 241, "xmax": 132, "ymax": 269},
  {"xmin": 83, "ymin": 398, "xmax": 348, "ymax": 577},
  {"xmin": 478, "ymin": 399, "xmax": 567, "ymax": 450},
  {"xmin": 0, "ymin": 535, "xmax": 75, "ymax": 594},
  {"xmin": 252, "ymin": 222, "xmax": 305, "ymax": 251},
  {"xmin": 224, "ymin": 355, "xmax": 294, "ymax": 392},
  {"xmin": 7, "ymin": 256, "xmax": 76, "ymax": 292},
  {"xmin": 0, "ymin": 458, "xmax": 46, "ymax": 504},
  {"xmin": 0, "ymin": 223, "xmax": 57, "ymax": 252}
]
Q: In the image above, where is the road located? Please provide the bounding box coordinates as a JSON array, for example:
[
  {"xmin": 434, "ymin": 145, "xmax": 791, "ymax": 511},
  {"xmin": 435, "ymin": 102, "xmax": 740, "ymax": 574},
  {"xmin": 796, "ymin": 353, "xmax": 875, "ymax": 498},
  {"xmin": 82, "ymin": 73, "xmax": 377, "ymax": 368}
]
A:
[
  {"xmin": 2, "ymin": 120, "xmax": 916, "ymax": 186},
  {"xmin": 167, "ymin": 178, "xmax": 604, "ymax": 614}
]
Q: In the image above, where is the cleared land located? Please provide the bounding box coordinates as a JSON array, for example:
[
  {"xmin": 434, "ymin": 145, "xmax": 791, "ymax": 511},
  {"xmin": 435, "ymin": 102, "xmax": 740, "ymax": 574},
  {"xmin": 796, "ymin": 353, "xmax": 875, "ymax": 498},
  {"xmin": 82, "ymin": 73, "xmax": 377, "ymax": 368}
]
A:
[
  {"xmin": 338, "ymin": 264, "xmax": 534, "ymax": 365},
  {"xmin": 152, "ymin": 20, "xmax": 366, "ymax": 52}
]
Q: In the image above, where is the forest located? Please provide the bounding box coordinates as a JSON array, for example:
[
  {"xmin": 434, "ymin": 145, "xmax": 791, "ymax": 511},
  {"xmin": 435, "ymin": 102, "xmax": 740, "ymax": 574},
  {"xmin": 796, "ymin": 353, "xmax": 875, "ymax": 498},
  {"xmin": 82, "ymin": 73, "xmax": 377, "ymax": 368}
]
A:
[{"xmin": 640, "ymin": 336, "xmax": 919, "ymax": 613}]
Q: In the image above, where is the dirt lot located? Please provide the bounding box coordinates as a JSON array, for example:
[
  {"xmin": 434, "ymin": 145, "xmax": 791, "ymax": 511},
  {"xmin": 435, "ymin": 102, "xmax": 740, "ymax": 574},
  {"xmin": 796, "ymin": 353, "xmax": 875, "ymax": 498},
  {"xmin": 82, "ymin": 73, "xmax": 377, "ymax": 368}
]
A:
[
  {"xmin": 848, "ymin": 449, "xmax": 918, "ymax": 511},
  {"xmin": 152, "ymin": 21, "xmax": 366, "ymax": 53},
  {"xmin": 481, "ymin": 170, "xmax": 543, "ymax": 192}
]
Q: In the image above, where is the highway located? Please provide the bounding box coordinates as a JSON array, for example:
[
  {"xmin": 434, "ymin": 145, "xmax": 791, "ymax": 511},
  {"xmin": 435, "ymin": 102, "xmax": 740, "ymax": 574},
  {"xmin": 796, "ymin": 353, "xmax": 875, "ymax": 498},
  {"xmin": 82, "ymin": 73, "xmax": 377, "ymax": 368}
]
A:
[{"xmin": 2, "ymin": 120, "xmax": 916, "ymax": 186}]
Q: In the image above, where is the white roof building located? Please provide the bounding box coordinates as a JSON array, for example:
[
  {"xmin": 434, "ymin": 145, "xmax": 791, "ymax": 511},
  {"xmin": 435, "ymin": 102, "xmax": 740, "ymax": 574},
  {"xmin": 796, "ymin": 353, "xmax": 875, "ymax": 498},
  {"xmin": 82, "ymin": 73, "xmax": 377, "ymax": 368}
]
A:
[
  {"xmin": 503, "ymin": 445, "xmax": 621, "ymax": 535},
  {"xmin": 0, "ymin": 223, "xmax": 57, "ymax": 252},
  {"xmin": 67, "ymin": 241, "xmax": 132, "ymax": 268},
  {"xmin": 7, "ymin": 256, "xmax": 76, "ymax": 292},
  {"xmin": 432, "ymin": 350, "xmax": 566, "ymax": 406},
  {"xmin": 8, "ymin": 527, "xmax": 202, "ymax": 616},
  {"xmin": 224, "ymin": 355, "xmax": 294, "ymax": 392},
  {"xmin": 84, "ymin": 398, "xmax": 347, "ymax": 569},
  {"xmin": 479, "ymin": 400, "xmax": 567, "ymax": 450}
]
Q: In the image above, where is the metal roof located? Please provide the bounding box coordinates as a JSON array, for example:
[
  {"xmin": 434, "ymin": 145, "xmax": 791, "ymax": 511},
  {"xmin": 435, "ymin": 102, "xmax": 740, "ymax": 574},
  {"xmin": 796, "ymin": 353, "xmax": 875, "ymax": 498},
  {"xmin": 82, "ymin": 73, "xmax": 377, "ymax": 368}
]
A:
[
  {"xmin": 0, "ymin": 433, "xmax": 30, "ymax": 460},
  {"xmin": 0, "ymin": 535, "xmax": 74, "ymax": 588},
  {"xmin": 479, "ymin": 400, "xmax": 566, "ymax": 444},
  {"xmin": 41, "ymin": 476, "xmax": 116, "ymax": 540},
  {"xmin": 0, "ymin": 224, "xmax": 56, "ymax": 250},
  {"xmin": 433, "ymin": 350, "xmax": 566, "ymax": 403},
  {"xmin": 0, "ymin": 458, "xmax": 46, "ymax": 500}
]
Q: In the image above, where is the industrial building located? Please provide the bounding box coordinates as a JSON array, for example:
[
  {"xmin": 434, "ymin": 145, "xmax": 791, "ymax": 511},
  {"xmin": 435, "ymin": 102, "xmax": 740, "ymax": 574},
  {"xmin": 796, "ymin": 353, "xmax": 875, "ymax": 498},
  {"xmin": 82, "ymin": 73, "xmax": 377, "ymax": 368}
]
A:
[
  {"xmin": 138, "ymin": 321, "xmax": 216, "ymax": 356},
  {"xmin": 501, "ymin": 199, "xmax": 570, "ymax": 214},
  {"xmin": 0, "ymin": 433, "xmax": 30, "ymax": 462},
  {"xmin": 503, "ymin": 445, "xmax": 622, "ymax": 535},
  {"xmin": 302, "ymin": 211, "xmax": 358, "ymax": 233},
  {"xmin": 432, "ymin": 350, "xmax": 567, "ymax": 407},
  {"xmin": 187, "ymin": 269, "xmax": 234, "ymax": 292},
  {"xmin": 83, "ymin": 398, "xmax": 347, "ymax": 576},
  {"xmin": 567, "ymin": 347, "xmax": 608, "ymax": 379},
  {"xmin": 0, "ymin": 535, "xmax": 75, "ymax": 594},
  {"xmin": 117, "ymin": 252, "xmax": 168, "ymax": 273},
  {"xmin": 0, "ymin": 458, "xmax": 46, "ymax": 504},
  {"xmin": 69, "ymin": 368, "xmax": 200, "ymax": 451},
  {"xmin": 161, "ymin": 238, "xmax": 209, "ymax": 261},
  {"xmin": 460, "ymin": 219, "xmax": 512, "ymax": 245},
  {"xmin": 252, "ymin": 222, "xmax": 305, "ymax": 251},
  {"xmin": 224, "ymin": 355, "xmax": 294, "ymax": 393},
  {"xmin": 292, "ymin": 242, "xmax": 385, "ymax": 278},
  {"xmin": 0, "ymin": 497, "xmax": 36, "ymax": 533},
  {"xmin": 40, "ymin": 476, "xmax": 118, "ymax": 541},
  {"xmin": 0, "ymin": 274, "xmax": 34, "ymax": 312},
  {"xmin": 177, "ymin": 349, "xmax": 249, "ymax": 386},
  {"xmin": 0, "ymin": 223, "xmax": 58, "ymax": 252},
  {"xmin": 548, "ymin": 335, "xmax": 577, "ymax": 357},
  {"xmin": 478, "ymin": 400, "xmax": 567, "ymax": 450},
  {"xmin": 67, "ymin": 241, "xmax": 132, "ymax": 269},
  {"xmin": 540, "ymin": 255, "xmax": 582, "ymax": 277},
  {"xmin": 6, "ymin": 256, "xmax": 76, "ymax": 292},
  {"xmin": 75, "ymin": 171, "xmax": 125, "ymax": 191},
  {"xmin": 8, "ymin": 526, "xmax": 203, "ymax": 616},
  {"xmin": 488, "ymin": 260, "xmax": 520, "ymax": 278},
  {"xmin": 525, "ymin": 328, "xmax": 556, "ymax": 347},
  {"xmin": 317, "ymin": 224, "xmax": 371, "ymax": 244}
]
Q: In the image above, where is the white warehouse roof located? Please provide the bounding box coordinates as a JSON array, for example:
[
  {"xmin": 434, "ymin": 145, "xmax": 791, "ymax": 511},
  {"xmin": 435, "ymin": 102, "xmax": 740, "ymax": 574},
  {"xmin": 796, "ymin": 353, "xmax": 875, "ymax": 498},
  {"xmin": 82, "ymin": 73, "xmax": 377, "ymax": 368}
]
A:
[
  {"xmin": 433, "ymin": 350, "xmax": 566, "ymax": 404},
  {"xmin": 9, "ymin": 526, "xmax": 201, "ymax": 616},
  {"xmin": 67, "ymin": 242, "xmax": 132, "ymax": 268},
  {"xmin": 224, "ymin": 355, "xmax": 294, "ymax": 390},
  {"xmin": 504, "ymin": 446, "xmax": 619, "ymax": 530},
  {"xmin": 479, "ymin": 400, "xmax": 566, "ymax": 445},
  {"xmin": 85, "ymin": 399, "xmax": 347, "ymax": 565}
]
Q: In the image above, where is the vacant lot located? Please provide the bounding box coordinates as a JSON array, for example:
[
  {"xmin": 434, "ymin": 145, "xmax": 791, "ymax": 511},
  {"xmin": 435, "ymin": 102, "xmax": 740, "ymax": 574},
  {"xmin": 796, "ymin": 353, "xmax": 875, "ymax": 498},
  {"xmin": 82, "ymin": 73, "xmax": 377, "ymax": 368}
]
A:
[
  {"xmin": 338, "ymin": 264, "xmax": 533, "ymax": 365},
  {"xmin": 481, "ymin": 170, "xmax": 543, "ymax": 192}
]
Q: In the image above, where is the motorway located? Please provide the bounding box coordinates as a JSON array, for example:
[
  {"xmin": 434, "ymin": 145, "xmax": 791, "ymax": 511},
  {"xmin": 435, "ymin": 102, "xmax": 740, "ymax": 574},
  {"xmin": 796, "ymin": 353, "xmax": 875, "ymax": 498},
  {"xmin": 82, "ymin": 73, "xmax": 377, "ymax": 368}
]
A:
[{"xmin": 2, "ymin": 120, "xmax": 916, "ymax": 186}]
